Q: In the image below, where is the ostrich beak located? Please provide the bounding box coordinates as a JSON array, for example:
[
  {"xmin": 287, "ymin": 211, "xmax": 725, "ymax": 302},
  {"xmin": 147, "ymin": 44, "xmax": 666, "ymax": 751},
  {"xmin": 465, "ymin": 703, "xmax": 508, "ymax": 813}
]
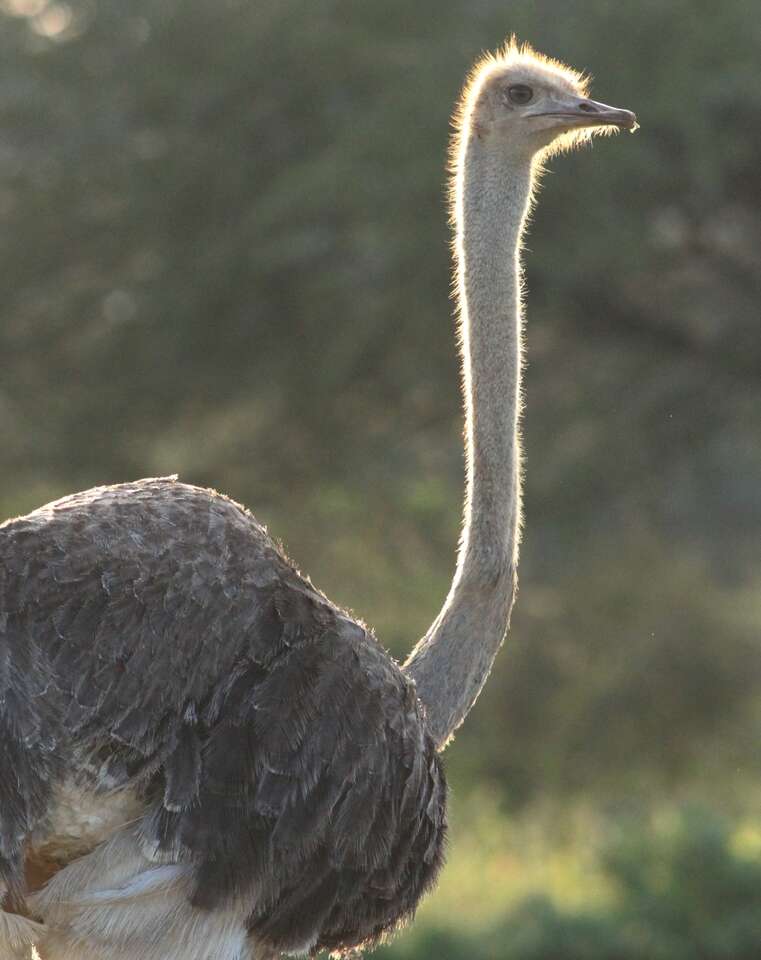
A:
[{"xmin": 529, "ymin": 96, "xmax": 638, "ymax": 131}]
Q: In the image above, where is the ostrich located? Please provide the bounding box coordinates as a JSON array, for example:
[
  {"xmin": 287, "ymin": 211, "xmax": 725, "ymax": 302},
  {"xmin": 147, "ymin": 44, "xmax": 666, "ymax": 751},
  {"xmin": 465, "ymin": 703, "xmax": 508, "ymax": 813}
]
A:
[{"xmin": 0, "ymin": 41, "xmax": 635, "ymax": 960}]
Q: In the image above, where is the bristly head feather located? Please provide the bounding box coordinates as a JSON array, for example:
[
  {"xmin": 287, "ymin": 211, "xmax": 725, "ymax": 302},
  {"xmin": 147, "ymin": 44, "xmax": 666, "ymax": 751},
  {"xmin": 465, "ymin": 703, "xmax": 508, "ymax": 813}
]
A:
[{"xmin": 448, "ymin": 37, "xmax": 627, "ymax": 218}]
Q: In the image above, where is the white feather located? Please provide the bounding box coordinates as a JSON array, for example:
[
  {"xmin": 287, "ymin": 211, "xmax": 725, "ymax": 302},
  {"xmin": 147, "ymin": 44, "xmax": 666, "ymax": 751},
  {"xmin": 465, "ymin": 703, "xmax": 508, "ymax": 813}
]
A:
[
  {"xmin": 0, "ymin": 910, "xmax": 45, "ymax": 958},
  {"xmin": 30, "ymin": 826, "xmax": 259, "ymax": 960}
]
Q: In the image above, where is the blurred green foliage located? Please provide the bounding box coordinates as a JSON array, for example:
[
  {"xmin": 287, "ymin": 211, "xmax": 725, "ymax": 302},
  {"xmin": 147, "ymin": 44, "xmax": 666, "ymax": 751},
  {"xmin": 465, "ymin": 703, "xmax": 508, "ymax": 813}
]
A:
[
  {"xmin": 1, "ymin": 0, "xmax": 759, "ymax": 955},
  {"xmin": 382, "ymin": 808, "xmax": 761, "ymax": 960}
]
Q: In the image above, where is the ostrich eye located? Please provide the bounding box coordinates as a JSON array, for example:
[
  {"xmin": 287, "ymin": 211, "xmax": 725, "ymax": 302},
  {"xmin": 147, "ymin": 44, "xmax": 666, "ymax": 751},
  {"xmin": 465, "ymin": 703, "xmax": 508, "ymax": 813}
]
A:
[{"xmin": 507, "ymin": 84, "xmax": 533, "ymax": 105}]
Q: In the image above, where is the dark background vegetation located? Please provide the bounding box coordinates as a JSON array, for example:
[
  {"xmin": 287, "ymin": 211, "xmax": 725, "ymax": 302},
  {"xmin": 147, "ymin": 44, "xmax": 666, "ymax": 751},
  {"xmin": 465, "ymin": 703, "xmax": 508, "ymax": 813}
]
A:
[{"xmin": 1, "ymin": 0, "xmax": 760, "ymax": 956}]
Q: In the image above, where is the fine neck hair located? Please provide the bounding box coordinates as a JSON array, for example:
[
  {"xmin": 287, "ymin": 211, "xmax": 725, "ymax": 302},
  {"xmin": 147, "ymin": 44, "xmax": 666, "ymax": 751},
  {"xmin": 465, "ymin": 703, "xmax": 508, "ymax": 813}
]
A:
[{"xmin": 403, "ymin": 128, "xmax": 536, "ymax": 749}]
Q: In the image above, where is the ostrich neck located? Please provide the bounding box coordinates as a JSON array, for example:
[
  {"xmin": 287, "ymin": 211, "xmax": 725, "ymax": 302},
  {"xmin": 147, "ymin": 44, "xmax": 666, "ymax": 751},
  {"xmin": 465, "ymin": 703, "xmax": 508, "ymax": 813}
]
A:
[{"xmin": 404, "ymin": 137, "xmax": 534, "ymax": 749}]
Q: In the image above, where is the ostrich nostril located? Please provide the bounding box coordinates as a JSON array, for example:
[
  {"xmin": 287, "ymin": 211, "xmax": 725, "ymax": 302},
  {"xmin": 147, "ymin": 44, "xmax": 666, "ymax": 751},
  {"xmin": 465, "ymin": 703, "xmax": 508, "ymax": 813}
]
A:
[{"xmin": 578, "ymin": 101, "xmax": 598, "ymax": 113}]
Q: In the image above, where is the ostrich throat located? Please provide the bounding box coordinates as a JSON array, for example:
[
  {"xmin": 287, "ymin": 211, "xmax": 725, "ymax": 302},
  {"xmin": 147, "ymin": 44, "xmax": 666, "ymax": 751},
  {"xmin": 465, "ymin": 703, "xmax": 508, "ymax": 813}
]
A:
[{"xmin": 404, "ymin": 139, "xmax": 535, "ymax": 749}]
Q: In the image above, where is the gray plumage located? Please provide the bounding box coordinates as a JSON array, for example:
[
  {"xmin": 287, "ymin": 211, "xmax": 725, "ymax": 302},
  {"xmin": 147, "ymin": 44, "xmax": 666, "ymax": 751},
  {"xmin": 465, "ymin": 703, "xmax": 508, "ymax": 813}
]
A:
[{"xmin": 0, "ymin": 478, "xmax": 445, "ymax": 955}]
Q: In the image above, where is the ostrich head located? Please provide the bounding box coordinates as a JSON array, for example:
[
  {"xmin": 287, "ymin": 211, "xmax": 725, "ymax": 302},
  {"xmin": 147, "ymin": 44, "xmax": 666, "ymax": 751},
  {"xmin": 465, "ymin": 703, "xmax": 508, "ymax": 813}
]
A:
[{"xmin": 457, "ymin": 40, "xmax": 637, "ymax": 160}]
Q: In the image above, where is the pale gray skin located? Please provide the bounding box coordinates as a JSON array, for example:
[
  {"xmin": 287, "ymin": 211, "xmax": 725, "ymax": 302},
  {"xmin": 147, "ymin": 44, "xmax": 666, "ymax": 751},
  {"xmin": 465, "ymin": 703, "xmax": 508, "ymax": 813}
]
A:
[{"xmin": 0, "ymin": 43, "xmax": 635, "ymax": 960}]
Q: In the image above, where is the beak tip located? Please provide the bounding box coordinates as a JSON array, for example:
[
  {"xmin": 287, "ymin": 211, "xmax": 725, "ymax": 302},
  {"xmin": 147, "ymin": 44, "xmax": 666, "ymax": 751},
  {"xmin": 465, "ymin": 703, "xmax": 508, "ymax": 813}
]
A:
[{"xmin": 621, "ymin": 111, "xmax": 639, "ymax": 132}]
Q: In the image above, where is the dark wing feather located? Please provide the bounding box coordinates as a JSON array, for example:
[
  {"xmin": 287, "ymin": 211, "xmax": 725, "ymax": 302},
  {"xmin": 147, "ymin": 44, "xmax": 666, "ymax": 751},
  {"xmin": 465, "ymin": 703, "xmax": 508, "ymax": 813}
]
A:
[{"xmin": 0, "ymin": 477, "xmax": 447, "ymax": 954}]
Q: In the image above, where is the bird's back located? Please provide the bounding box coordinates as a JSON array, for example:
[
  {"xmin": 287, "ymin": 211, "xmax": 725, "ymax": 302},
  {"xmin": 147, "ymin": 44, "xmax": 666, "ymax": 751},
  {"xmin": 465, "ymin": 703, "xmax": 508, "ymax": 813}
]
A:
[{"xmin": 0, "ymin": 477, "xmax": 446, "ymax": 958}]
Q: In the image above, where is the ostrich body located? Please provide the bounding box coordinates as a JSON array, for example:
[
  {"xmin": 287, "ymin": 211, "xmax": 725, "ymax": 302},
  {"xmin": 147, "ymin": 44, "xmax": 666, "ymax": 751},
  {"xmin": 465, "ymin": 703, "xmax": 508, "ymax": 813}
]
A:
[{"xmin": 0, "ymin": 43, "xmax": 635, "ymax": 960}]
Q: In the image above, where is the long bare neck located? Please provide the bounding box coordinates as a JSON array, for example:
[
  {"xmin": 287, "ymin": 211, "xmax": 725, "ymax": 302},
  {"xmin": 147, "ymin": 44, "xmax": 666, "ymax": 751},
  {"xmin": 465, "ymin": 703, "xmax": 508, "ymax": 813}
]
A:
[{"xmin": 403, "ymin": 131, "xmax": 534, "ymax": 748}]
